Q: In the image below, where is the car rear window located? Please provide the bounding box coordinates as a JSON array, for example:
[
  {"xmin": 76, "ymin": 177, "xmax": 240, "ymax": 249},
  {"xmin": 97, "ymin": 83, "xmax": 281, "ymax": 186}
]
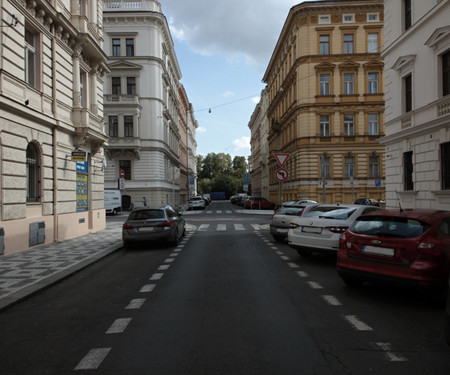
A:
[
  {"xmin": 275, "ymin": 207, "xmax": 304, "ymax": 216},
  {"xmin": 304, "ymin": 207, "xmax": 356, "ymax": 220},
  {"xmin": 128, "ymin": 210, "xmax": 165, "ymax": 220},
  {"xmin": 350, "ymin": 216, "xmax": 431, "ymax": 238}
]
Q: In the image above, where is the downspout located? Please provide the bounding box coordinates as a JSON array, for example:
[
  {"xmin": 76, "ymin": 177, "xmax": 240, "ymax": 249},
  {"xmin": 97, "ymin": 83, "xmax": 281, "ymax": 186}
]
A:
[{"xmin": 52, "ymin": 26, "xmax": 58, "ymax": 242}]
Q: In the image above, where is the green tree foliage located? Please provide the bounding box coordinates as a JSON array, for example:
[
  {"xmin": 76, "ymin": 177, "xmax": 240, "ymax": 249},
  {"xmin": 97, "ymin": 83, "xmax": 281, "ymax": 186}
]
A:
[{"xmin": 196, "ymin": 153, "xmax": 248, "ymax": 198}]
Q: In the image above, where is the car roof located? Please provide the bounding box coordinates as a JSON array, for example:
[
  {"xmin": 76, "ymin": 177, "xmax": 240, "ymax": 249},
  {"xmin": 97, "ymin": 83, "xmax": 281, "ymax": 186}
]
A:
[
  {"xmin": 360, "ymin": 209, "xmax": 450, "ymax": 222},
  {"xmin": 132, "ymin": 205, "xmax": 170, "ymax": 211}
]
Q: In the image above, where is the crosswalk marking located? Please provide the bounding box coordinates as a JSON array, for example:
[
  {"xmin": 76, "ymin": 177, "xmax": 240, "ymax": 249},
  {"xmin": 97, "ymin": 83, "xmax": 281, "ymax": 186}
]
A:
[
  {"xmin": 187, "ymin": 223, "xmax": 270, "ymax": 232},
  {"xmin": 234, "ymin": 224, "xmax": 245, "ymax": 231},
  {"xmin": 198, "ymin": 224, "xmax": 209, "ymax": 231},
  {"xmin": 217, "ymin": 224, "xmax": 226, "ymax": 231}
]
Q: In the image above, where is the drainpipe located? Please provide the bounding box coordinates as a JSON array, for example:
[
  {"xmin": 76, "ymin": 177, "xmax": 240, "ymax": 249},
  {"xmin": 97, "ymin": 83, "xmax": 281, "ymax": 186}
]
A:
[{"xmin": 52, "ymin": 27, "xmax": 58, "ymax": 242}]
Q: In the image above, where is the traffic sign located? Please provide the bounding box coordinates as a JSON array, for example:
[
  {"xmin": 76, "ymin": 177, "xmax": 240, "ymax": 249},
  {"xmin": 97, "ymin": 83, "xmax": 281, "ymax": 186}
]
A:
[
  {"xmin": 275, "ymin": 168, "xmax": 288, "ymax": 182},
  {"xmin": 275, "ymin": 153, "xmax": 290, "ymax": 167},
  {"xmin": 120, "ymin": 169, "xmax": 125, "ymax": 178}
]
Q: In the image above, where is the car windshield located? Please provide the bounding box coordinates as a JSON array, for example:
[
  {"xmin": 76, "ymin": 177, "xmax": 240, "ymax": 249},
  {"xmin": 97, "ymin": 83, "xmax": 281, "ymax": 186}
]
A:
[
  {"xmin": 275, "ymin": 207, "xmax": 304, "ymax": 216},
  {"xmin": 303, "ymin": 206, "xmax": 356, "ymax": 220},
  {"xmin": 350, "ymin": 216, "xmax": 431, "ymax": 238},
  {"xmin": 128, "ymin": 210, "xmax": 165, "ymax": 220}
]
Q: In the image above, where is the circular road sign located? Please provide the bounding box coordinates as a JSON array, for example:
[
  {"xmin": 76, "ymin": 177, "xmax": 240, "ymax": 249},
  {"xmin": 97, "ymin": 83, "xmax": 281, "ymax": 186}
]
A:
[{"xmin": 275, "ymin": 168, "xmax": 288, "ymax": 182}]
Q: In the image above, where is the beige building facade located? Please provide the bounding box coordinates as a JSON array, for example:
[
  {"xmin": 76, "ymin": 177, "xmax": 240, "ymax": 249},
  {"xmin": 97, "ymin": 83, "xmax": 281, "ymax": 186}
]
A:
[
  {"xmin": 381, "ymin": 0, "xmax": 450, "ymax": 209},
  {"xmin": 0, "ymin": 0, "xmax": 108, "ymax": 255},
  {"xmin": 263, "ymin": 0, "xmax": 385, "ymax": 205}
]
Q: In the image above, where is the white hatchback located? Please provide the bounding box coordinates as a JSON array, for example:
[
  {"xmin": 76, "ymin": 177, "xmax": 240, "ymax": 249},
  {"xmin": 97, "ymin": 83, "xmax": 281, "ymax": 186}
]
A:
[
  {"xmin": 188, "ymin": 196, "xmax": 206, "ymax": 210},
  {"xmin": 288, "ymin": 204, "xmax": 381, "ymax": 257}
]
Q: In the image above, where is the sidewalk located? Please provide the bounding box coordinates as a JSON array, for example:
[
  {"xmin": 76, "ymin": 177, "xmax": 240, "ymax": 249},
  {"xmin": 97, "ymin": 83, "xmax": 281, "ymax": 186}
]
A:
[{"xmin": 0, "ymin": 220, "xmax": 124, "ymax": 311}]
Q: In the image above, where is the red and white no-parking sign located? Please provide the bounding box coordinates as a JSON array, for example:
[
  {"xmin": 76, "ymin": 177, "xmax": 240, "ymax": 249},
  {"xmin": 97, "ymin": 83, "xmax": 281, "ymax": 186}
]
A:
[{"xmin": 275, "ymin": 168, "xmax": 288, "ymax": 182}]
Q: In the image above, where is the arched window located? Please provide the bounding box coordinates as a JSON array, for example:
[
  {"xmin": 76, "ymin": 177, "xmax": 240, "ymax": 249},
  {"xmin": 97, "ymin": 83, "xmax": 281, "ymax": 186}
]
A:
[{"xmin": 26, "ymin": 143, "xmax": 40, "ymax": 202}]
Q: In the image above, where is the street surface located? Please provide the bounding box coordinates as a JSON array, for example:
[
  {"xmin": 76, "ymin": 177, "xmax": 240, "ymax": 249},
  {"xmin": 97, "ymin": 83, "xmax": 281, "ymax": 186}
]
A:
[{"xmin": 0, "ymin": 201, "xmax": 448, "ymax": 374}]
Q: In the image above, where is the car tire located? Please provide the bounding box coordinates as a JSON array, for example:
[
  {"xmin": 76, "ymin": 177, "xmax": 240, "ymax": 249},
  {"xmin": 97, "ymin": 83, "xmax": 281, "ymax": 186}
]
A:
[
  {"xmin": 123, "ymin": 241, "xmax": 133, "ymax": 250},
  {"xmin": 170, "ymin": 228, "xmax": 180, "ymax": 246},
  {"xmin": 341, "ymin": 275, "xmax": 363, "ymax": 288},
  {"xmin": 272, "ymin": 235, "xmax": 284, "ymax": 242},
  {"xmin": 297, "ymin": 248, "xmax": 313, "ymax": 257}
]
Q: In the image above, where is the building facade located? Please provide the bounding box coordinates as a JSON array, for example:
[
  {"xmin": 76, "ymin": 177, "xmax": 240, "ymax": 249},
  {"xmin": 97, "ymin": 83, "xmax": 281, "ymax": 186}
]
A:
[
  {"xmin": 262, "ymin": 0, "xmax": 385, "ymax": 205},
  {"xmin": 381, "ymin": 0, "xmax": 450, "ymax": 209},
  {"xmin": 0, "ymin": 0, "xmax": 108, "ymax": 255},
  {"xmin": 103, "ymin": 0, "xmax": 182, "ymax": 208}
]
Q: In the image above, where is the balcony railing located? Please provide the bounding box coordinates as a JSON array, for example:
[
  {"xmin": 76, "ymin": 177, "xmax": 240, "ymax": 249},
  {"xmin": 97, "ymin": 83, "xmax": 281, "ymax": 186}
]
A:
[
  {"xmin": 104, "ymin": 1, "xmax": 142, "ymax": 9},
  {"xmin": 437, "ymin": 96, "xmax": 450, "ymax": 117},
  {"xmin": 105, "ymin": 94, "xmax": 139, "ymax": 105}
]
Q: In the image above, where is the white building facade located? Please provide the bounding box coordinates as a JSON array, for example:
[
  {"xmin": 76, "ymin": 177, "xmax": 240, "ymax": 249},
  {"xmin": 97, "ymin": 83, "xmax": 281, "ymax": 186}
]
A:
[
  {"xmin": 382, "ymin": 0, "xmax": 450, "ymax": 209},
  {"xmin": 0, "ymin": 0, "xmax": 109, "ymax": 255},
  {"xmin": 103, "ymin": 0, "xmax": 182, "ymax": 208}
]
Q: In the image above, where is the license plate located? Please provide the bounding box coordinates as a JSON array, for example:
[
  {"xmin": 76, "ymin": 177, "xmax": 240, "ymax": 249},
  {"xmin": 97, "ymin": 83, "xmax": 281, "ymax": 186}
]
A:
[
  {"xmin": 302, "ymin": 226, "xmax": 321, "ymax": 234},
  {"xmin": 362, "ymin": 245, "xmax": 394, "ymax": 257},
  {"xmin": 277, "ymin": 228, "xmax": 288, "ymax": 233},
  {"xmin": 138, "ymin": 227, "xmax": 154, "ymax": 232}
]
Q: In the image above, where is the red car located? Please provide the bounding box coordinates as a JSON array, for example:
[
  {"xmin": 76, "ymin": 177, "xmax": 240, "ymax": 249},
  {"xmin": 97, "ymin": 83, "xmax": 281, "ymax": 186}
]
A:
[
  {"xmin": 337, "ymin": 209, "xmax": 450, "ymax": 290},
  {"xmin": 243, "ymin": 197, "xmax": 276, "ymax": 210}
]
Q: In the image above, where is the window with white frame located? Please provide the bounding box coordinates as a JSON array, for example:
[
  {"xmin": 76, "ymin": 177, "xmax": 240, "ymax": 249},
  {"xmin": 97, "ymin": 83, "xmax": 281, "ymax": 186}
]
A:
[
  {"xmin": 368, "ymin": 113, "xmax": 379, "ymax": 135},
  {"xmin": 126, "ymin": 38, "xmax": 135, "ymax": 57},
  {"xmin": 126, "ymin": 77, "xmax": 136, "ymax": 95},
  {"xmin": 344, "ymin": 73, "xmax": 354, "ymax": 94},
  {"xmin": 112, "ymin": 38, "xmax": 120, "ymax": 56},
  {"xmin": 367, "ymin": 33, "xmax": 378, "ymax": 53},
  {"xmin": 319, "ymin": 15, "xmax": 330, "ymax": 24},
  {"xmin": 124, "ymin": 116, "xmax": 134, "ymax": 137},
  {"xmin": 320, "ymin": 115, "xmax": 330, "ymax": 136},
  {"xmin": 25, "ymin": 27, "xmax": 37, "ymax": 87},
  {"xmin": 344, "ymin": 156, "xmax": 355, "ymax": 178},
  {"xmin": 369, "ymin": 155, "xmax": 380, "ymax": 178},
  {"xmin": 343, "ymin": 14, "xmax": 354, "ymax": 23},
  {"xmin": 343, "ymin": 34, "xmax": 354, "ymax": 54},
  {"xmin": 344, "ymin": 114, "xmax": 354, "ymax": 136},
  {"xmin": 109, "ymin": 116, "xmax": 118, "ymax": 137},
  {"xmin": 367, "ymin": 13, "xmax": 379, "ymax": 22},
  {"xmin": 320, "ymin": 74, "xmax": 330, "ymax": 95},
  {"xmin": 368, "ymin": 72, "xmax": 379, "ymax": 93},
  {"xmin": 112, "ymin": 77, "xmax": 121, "ymax": 95},
  {"xmin": 319, "ymin": 35, "xmax": 330, "ymax": 55},
  {"xmin": 80, "ymin": 70, "xmax": 87, "ymax": 108},
  {"xmin": 321, "ymin": 156, "xmax": 331, "ymax": 178}
]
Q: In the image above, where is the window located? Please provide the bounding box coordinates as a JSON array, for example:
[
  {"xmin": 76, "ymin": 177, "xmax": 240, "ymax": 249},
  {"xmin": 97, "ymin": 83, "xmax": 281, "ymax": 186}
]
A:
[
  {"xmin": 441, "ymin": 142, "xmax": 450, "ymax": 189},
  {"xmin": 112, "ymin": 77, "xmax": 121, "ymax": 95},
  {"xmin": 319, "ymin": 35, "xmax": 330, "ymax": 55},
  {"xmin": 112, "ymin": 39, "xmax": 120, "ymax": 56},
  {"xmin": 126, "ymin": 77, "xmax": 136, "ymax": 95},
  {"xmin": 124, "ymin": 116, "xmax": 133, "ymax": 137},
  {"xmin": 343, "ymin": 73, "xmax": 354, "ymax": 94},
  {"xmin": 80, "ymin": 71, "xmax": 87, "ymax": 107},
  {"xmin": 320, "ymin": 74, "xmax": 330, "ymax": 95},
  {"xmin": 321, "ymin": 156, "xmax": 331, "ymax": 179},
  {"xmin": 369, "ymin": 156, "xmax": 380, "ymax": 178},
  {"xmin": 344, "ymin": 114, "xmax": 354, "ymax": 135},
  {"xmin": 443, "ymin": 50, "xmax": 450, "ymax": 97},
  {"xmin": 25, "ymin": 27, "xmax": 36, "ymax": 87},
  {"xmin": 404, "ymin": 74, "xmax": 412, "ymax": 112},
  {"xmin": 343, "ymin": 14, "xmax": 354, "ymax": 23},
  {"xmin": 319, "ymin": 15, "xmax": 330, "ymax": 24},
  {"xmin": 320, "ymin": 115, "xmax": 330, "ymax": 136},
  {"xmin": 367, "ymin": 33, "xmax": 378, "ymax": 53},
  {"xmin": 344, "ymin": 156, "xmax": 355, "ymax": 178},
  {"xmin": 403, "ymin": 151, "xmax": 414, "ymax": 190},
  {"xmin": 367, "ymin": 13, "xmax": 379, "ymax": 22},
  {"xmin": 343, "ymin": 34, "xmax": 354, "ymax": 54},
  {"xmin": 368, "ymin": 113, "xmax": 379, "ymax": 135},
  {"xmin": 404, "ymin": 0, "xmax": 412, "ymax": 31},
  {"xmin": 368, "ymin": 72, "xmax": 379, "ymax": 94},
  {"xmin": 26, "ymin": 143, "xmax": 40, "ymax": 202},
  {"xmin": 109, "ymin": 116, "xmax": 118, "ymax": 137},
  {"xmin": 120, "ymin": 160, "xmax": 132, "ymax": 180},
  {"xmin": 126, "ymin": 38, "xmax": 134, "ymax": 57}
]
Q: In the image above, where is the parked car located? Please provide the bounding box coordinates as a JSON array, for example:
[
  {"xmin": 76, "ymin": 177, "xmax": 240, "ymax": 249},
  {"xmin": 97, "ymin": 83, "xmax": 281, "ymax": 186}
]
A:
[
  {"xmin": 270, "ymin": 203, "xmax": 318, "ymax": 242},
  {"xmin": 244, "ymin": 197, "xmax": 276, "ymax": 210},
  {"xmin": 122, "ymin": 205, "xmax": 185, "ymax": 248},
  {"xmin": 337, "ymin": 209, "xmax": 450, "ymax": 291},
  {"xmin": 354, "ymin": 198, "xmax": 380, "ymax": 207},
  {"xmin": 288, "ymin": 204, "xmax": 381, "ymax": 257},
  {"xmin": 237, "ymin": 196, "xmax": 252, "ymax": 207},
  {"xmin": 188, "ymin": 196, "xmax": 206, "ymax": 210}
]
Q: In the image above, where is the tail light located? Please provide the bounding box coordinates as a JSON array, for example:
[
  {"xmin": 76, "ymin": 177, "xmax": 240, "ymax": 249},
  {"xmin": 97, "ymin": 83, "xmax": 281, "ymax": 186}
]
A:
[
  {"xmin": 123, "ymin": 224, "xmax": 134, "ymax": 230},
  {"xmin": 328, "ymin": 226, "xmax": 348, "ymax": 233},
  {"xmin": 157, "ymin": 221, "xmax": 172, "ymax": 228},
  {"xmin": 418, "ymin": 235, "xmax": 443, "ymax": 256}
]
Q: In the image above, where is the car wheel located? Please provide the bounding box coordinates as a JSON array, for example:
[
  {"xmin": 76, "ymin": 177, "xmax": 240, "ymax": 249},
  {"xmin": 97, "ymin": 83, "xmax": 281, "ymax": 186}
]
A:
[
  {"xmin": 123, "ymin": 241, "xmax": 133, "ymax": 249},
  {"xmin": 341, "ymin": 275, "xmax": 363, "ymax": 288},
  {"xmin": 297, "ymin": 249, "xmax": 313, "ymax": 257},
  {"xmin": 170, "ymin": 228, "xmax": 180, "ymax": 246},
  {"xmin": 112, "ymin": 208, "xmax": 117, "ymax": 216},
  {"xmin": 272, "ymin": 235, "xmax": 284, "ymax": 242}
]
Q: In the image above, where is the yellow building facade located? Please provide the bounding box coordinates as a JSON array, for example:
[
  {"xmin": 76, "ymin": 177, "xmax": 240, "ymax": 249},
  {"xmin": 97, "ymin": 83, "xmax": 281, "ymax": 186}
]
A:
[{"xmin": 263, "ymin": 0, "xmax": 385, "ymax": 205}]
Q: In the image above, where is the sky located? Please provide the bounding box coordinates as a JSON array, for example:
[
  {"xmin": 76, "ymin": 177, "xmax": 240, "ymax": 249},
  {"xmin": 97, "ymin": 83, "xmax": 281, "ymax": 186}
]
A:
[{"xmin": 159, "ymin": 0, "xmax": 311, "ymax": 159}]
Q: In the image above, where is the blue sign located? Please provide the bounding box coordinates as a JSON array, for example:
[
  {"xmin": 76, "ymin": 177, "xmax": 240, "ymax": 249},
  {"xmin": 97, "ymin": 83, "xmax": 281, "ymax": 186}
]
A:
[
  {"xmin": 76, "ymin": 161, "xmax": 88, "ymax": 173},
  {"xmin": 243, "ymin": 173, "xmax": 249, "ymax": 185},
  {"xmin": 375, "ymin": 179, "xmax": 382, "ymax": 187}
]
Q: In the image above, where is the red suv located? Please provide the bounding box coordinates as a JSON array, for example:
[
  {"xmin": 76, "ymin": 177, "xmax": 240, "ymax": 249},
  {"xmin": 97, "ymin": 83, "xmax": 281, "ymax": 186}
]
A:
[{"xmin": 337, "ymin": 209, "xmax": 450, "ymax": 290}]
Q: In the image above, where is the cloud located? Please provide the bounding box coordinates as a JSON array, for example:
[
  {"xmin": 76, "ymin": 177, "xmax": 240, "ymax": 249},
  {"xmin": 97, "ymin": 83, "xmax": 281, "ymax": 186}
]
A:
[
  {"xmin": 223, "ymin": 91, "xmax": 235, "ymax": 98},
  {"xmin": 162, "ymin": 0, "xmax": 301, "ymax": 70},
  {"xmin": 232, "ymin": 136, "xmax": 251, "ymax": 152},
  {"xmin": 196, "ymin": 126, "xmax": 207, "ymax": 133}
]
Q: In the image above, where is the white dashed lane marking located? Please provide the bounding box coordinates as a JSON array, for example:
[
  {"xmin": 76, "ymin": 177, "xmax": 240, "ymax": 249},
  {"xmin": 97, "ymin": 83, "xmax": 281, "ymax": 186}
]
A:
[
  {"xmin": 150, "ymin": 273, "xmax": 164, "ymax": 280},
  {"xmin": 343, "ymin": 315, "xmax": 373, "ymax": 331},
  {"xmin": 139, "ymin": 284, "xmax": 156, "ymax": 293},
  {"xmin": 106, "ymin": 318, "xmax": 132, "ymax": 334},
  {"xmin": 375, "ymin": 343, "xmax": 407, "ymax": 362},
  {"xmin": 125, "ymin": 298, "xmax": 146, "ymax": 310},
  {"xmin": 321, "ymin": 295, "xmax": 342, "ymax": 306},
  {"xmin": 74, "ymin": 348, "xmax": 111, "ymax": 370}
]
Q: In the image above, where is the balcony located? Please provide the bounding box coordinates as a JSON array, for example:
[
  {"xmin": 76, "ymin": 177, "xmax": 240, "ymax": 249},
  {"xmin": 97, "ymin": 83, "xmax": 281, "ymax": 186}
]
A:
[
  {"xmin": 437, "ymin": 96, "xmax": 450, "ymax": 117},
  {"xmin": 104, "ymin": 1, "xmax": 159, "ymax": 11},
  {"xmin": 107, "ymin": 137, "xmax": 141, "ymax": 159},
  {"xmin": 105, "ymin": 94, "xmax": 140, "ymax": 106}
]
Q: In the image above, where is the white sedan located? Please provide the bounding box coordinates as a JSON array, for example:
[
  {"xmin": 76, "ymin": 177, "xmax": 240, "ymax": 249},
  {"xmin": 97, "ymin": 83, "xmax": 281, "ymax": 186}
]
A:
[{"xmin": 288, "ymin": 204, "xmax": 381, "ymax": 257}]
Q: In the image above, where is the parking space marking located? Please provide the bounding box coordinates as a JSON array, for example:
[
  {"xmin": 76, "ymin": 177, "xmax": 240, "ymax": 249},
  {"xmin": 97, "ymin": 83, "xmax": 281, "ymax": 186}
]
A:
[
  {"xmin": 106, "ymin": 318, "xmax": 132, "ymax": 334},
  {"xmin": 125, "ymin": 298, "xmax": 146, "ymax": 310},
  {"xmin": 321, "ymin": 295, "xmax": 342, "ymax": 306},
  {"xmin": 343, "ymin": 315, "xmax": 373, "ymax": 331},
  {"xmin": 375, "ymin": 343, "xmax": 407, "ymax": 362},
  {"xmin": 74, "ymin": 348, "xmax": 111, "ymax": 370},
  {"xmin": 139, "ymin": 284, "xmax": 156, "ymax": 293}
]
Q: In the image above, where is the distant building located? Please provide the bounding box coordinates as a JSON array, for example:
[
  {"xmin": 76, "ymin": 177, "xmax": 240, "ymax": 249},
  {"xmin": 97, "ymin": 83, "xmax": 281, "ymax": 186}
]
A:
[
  {"xmin": 381, "ymin": 0, "xmax": 450, "ymax": 209},
  {"xmin": 103, "ymin": 0, "xmax": 182, "ymax": 208},
  {"xmin": 262, "ymin": 0, "xmax": 385, "ymax": 204},
  {"xmin": 0, "ymin": 0, "xmax": 108, "ymax": 255}
]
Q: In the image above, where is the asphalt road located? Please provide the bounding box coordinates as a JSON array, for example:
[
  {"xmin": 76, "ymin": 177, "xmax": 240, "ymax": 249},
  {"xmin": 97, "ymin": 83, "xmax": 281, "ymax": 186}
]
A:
[{"xmin": 0, "ymin": 201, "xmax": 448, "ymax": 374}]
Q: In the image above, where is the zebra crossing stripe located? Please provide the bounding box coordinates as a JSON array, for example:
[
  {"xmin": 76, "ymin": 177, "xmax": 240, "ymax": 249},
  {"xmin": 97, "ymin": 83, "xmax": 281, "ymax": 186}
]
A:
[
  {"xmin": 198, "ymin": 224, "xmax": 209, "ymax": 231},
  {"xmin": 234, "ymin": 224, "xmax": 245, "ymax": 231},
  {"xmin": 217, "ymin": 224, "xmax": 226, "ymax": 231}
]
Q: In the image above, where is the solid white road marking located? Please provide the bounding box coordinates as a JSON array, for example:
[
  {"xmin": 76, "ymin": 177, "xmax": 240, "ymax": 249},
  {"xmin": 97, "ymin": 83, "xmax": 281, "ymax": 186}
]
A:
[
  {"xmin": 307, "ymin": 281, "xmax": 323, "ymax": 289},
  {"xmin": 125, "ymin": 298, "xmax": 146, "ymax": 310},
  {"xmin": 234, "ymin": 224, "xmax": 245, "ymax": 231},
  {"xmin": 375, "ymin": 343, "xmax": 407, "ymax": 362},
  {"xmin": 75, "ymin": 348, "xmax": 111, "ymax": 370},
  {"xmin": 106, "ymin": 318, "xmax": 132, "ymax": 334},
  {"xmin": 217, "ymin": 224, "xmax": 226, "ymax": 231},
  {"xmin": 321, "ymin": 295, "xmax": 342, "ymax": 306},
  {"xmin": 343, "ymin": 315, "xmax": 373, "ymax": 331},
  {"xmin": 140, "ymin": 284, "xmax": 156, "ymax": 293},
  {"xmin": 150, "ymin": 273, "xmax": 164, "ymax": 280}
]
